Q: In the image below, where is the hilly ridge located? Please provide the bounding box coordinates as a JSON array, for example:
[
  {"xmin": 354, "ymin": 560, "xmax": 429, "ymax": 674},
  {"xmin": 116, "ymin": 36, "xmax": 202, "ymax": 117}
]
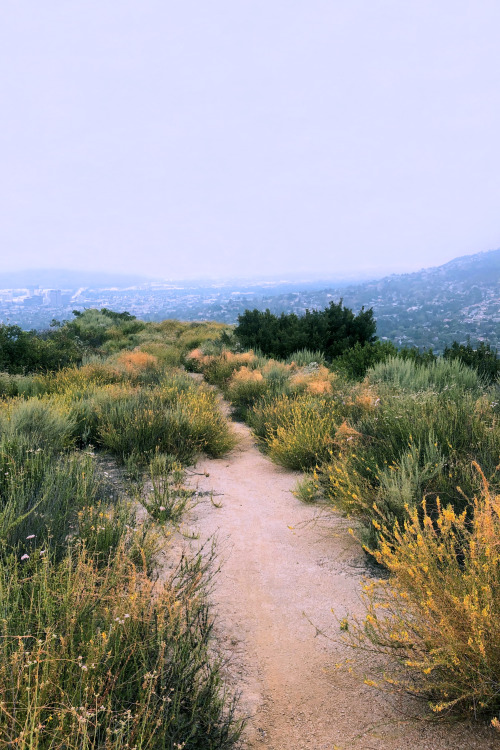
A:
[
  {"xmin": 1, "ymin": 249, "xmax": 499, "ymax": 352},
  {"xmin": 336, "ymin": 247, "xmax": 500, "ymax": 350},
  {"xmin": 191, "ymin": 248, "xmax": 500, "ymax": 352}
]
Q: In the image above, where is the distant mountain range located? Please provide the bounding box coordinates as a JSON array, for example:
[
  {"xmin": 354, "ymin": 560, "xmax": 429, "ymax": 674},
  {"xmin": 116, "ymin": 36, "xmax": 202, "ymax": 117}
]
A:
[
  {"xmin": 327, "ymin": 247, "xmax": 500, "ymax": 350},
  {"xmin": 181, "ymin": 248, "xmax": 500, "ymax": 351},
  {"xmin": 1, "ymin": 249, "xmax": 499, "ymax": 351}
]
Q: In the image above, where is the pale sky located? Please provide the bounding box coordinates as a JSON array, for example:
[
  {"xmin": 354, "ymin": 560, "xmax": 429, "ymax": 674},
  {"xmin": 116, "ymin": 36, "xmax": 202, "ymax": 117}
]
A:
[{"xmin": 1, "ymin": 1, "xmax": 499, "ymax": 280}]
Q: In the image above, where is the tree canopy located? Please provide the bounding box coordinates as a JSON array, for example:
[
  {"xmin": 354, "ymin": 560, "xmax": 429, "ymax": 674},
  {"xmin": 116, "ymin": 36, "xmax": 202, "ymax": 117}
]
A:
[
  {"xmin": 234, "ymin": 301, "xmax": 377, "ymax": 360},
  {"xmin": 0, "ymin": 308, "xmax": 143, "ymax": 374}
]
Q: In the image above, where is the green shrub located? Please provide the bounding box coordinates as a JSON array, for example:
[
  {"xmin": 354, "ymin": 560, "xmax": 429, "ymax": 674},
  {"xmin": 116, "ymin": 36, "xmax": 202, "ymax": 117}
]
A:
[
  {"xmin": 318, "ymin": 384, "xmax": 500, "ymax": 544},
  {"xmin": 250, "ymin": 394, "xmax": 341, "ymax": 470},
  {"xmin": 203, "ymin": 357, "xmax": 241, "ymax": 387},
  {"xmin": 140, "ymin": 341, "xmax": 183, "ymax": 367},
  {"xmin": 375, "ymin": 437, "xmax": 445, "ymax": 520},
  {"xmin": 444, "ymin": 339, "xmax": 500, "ymax": 384},
  {"xmin": 98, "ymin": 393, "xmax": 196, "ymax": 464},
  {"xmin": 181, "ymin": 389, "xmax": 236, "ymax": 458},
  {"xmin": 226, "ymin": 368, "xmax": 269, "ymax": 416},
  {"xmin": 97, "ymin": 385, "xmax": 234, "ymax": 464},
  {"xmin": 286, "ymin": 349, "xmax": 326, "ymax": 366},
  {"xmin": 333, "ymin": 340, "xmax": 397, "ymax": 380},
  {"xmin": 248, "ymin": 394, "xmax": 295, "ymax": 442},
  {"xmin": 0, "ymin": 439, "xmax": 110, "ymax": 555},
  {"xmin": 261, "ymin": 362, "xmax": 293, "ymax": 398},
  {"xmin": 0, "ymin": 373, "xmax": 19, "ymax": 398},
  {"xmin": 368, "ymin": 356, "xmax": 486, "ymax": 394},
  {"xmin": 3, "ymin": 398, "xmax": 75, "ymax": 451}
]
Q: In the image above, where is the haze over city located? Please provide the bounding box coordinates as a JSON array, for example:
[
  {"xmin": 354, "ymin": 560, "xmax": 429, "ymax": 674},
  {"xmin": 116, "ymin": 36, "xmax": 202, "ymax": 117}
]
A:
[{"xmin": 1, "ymin": 1, "xmax": 499, "ymax": 280}]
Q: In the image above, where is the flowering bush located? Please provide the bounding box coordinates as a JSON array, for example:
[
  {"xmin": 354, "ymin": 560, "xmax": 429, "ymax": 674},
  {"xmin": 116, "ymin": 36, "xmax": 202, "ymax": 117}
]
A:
[{"xmin": 347, "ymin": 465, "xmax": 500, "ymax": 720}]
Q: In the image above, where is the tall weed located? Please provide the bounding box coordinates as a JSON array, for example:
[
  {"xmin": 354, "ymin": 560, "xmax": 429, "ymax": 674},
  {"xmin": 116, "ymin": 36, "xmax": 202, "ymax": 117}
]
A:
[
  {"xmin": 1, "ymin": 398, "xmax": 75, "ymax": 451},
  {"xmin": 0, "ymin": 439, "xmax": 110, "ymax": 555},
  {"xmin": 368, "ymin": 356, "xmax": 487, "ymax": 394},
  {"xmin": 0, "ymin": 539, "xmax": 240, "ymax": 748}
]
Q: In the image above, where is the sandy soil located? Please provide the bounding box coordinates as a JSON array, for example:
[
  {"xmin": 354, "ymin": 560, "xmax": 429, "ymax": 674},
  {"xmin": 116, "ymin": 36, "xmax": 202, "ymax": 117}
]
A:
[{"xmin": 185, "ymin": 412, "xmax": 498, "ymax": 750}]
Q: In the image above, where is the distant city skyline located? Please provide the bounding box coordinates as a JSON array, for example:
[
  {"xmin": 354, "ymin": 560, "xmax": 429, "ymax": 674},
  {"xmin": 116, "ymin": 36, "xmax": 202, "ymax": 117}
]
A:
[{"xmin": 1, "ymin": 2, "xmax": 499, "ymax": 279}]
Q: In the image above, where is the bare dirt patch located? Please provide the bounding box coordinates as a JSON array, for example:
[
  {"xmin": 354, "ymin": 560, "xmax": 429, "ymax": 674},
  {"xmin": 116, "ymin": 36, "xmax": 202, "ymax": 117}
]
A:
[{"xmin": 187, "ymin": 412, "xmax": 497, "ymax": 749}]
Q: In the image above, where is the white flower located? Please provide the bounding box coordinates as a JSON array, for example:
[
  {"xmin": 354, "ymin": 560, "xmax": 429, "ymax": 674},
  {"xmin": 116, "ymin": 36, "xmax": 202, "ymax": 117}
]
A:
[
  {"xmin": 26, "ymin": 534, "xmax": 36, "ymax": 540},
  {"xmin": 159, "ymin": 506, "xmax": 166, "ymax": 511},
  {"xmin": 21, "ymin": 554, "xmax": 30, "ymax": 561}
]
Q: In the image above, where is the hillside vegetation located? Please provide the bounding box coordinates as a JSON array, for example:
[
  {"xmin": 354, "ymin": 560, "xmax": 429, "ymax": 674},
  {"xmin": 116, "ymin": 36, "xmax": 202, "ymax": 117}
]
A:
[
  {"xmin": 188, "ymin": 331, "xmax": 500, "ymax": 725},
  {"xmin": 0, "ymin": 313, "xmax": 241, "ymax": 750},
  {"xmin": 1, "ymin": 308, "xmax": 500, "ymax": 733},
  {"xmin": 170, "ymin": 247, "xmax": 500, "ymax": 352}
]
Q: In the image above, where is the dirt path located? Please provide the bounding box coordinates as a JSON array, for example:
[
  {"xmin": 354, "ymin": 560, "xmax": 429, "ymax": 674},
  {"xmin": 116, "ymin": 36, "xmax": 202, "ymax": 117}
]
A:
[{"xmin": 187, "ymin": 413, "xmax": 497, "ymax": 750}]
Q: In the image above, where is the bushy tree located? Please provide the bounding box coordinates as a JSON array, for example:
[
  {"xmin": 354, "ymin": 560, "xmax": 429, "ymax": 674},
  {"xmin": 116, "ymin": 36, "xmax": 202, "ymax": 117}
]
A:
[
  {"xmin": 0, "ymin": 324, "xmax": 81, "ymax": 374},
  {"xmin": 66, "ymin": 308, "xmax": 144, "ymax": 348},
  {"xmin": 235, "ymin": 301, "xmax": 377, "ymax": 360},
  {"xmin": 0, "ymin": 309, "xmax": 142, "ymax": 374}
]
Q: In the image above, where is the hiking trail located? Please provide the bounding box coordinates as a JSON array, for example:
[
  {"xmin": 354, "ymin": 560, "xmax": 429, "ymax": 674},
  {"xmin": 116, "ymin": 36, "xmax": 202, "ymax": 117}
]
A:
[{"xmin": 185, "ymin": 403, "xmax": 496, "ymax": 750}]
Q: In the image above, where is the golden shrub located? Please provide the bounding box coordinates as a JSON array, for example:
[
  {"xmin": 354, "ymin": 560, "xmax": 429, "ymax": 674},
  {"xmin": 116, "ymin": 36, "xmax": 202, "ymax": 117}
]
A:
[
  {"xmin": 348, "ymin": 464, "xmax": 500, "ymax": 719},
  {"xmin": 230, "ymin": 366, "xmax": 264, "ymax": 383},
  {"xmin": 290, "ymin": 365, "xmax": 336, "ymax": 395},
  {"xmin": 344, "ymin": 384, "xmax": 379, "ymax": 412},
  {"xmin": 334, "ymin": 420, "xmax": 362, "ymax": 445},
  {"xmin": 354, "ymin": 392, "xmax": 375, "ymax": 410},
  {"xmin": 186, "ymin": 348, "xmax": 213, "ymax": 369},
  {"xmin": 235, "ymin": 350, "xmax": 256, "ymax": 365},
  {"xmin": 187, "ymin": 347, "xmax": 204, "ymax": 361},
  {"xmin": 116, "ymin": 350, "xmax": 158, "ymax": 372},
  {"xmin": 307, "ymin": 379, "xmax": 333, "ymax": 395}
]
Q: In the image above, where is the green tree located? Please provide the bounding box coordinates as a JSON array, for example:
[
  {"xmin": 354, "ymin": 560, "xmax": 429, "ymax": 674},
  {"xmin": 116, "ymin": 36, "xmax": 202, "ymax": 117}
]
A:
[
  {"xmin": 235, "ymin": 301, "xmax": 377, "ymax": 360},
  {"xmin": 0, "ymin": 324, "xmax": 81, "ymax": 374}
]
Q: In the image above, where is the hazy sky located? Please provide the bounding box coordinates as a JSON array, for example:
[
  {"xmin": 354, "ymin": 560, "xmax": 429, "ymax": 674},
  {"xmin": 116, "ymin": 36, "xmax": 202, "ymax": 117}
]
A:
[{"xmin": 1, "ymin": 1, "xmax": 499, "ymax": 280}]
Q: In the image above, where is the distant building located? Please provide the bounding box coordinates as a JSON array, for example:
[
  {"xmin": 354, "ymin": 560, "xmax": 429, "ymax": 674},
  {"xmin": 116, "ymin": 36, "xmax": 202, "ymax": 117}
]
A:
[
  {"xmin": 23, "ymin": 296, "xmax": 42, "ymax": 308},
  {"xmin": 45, "ymin": 289, "xmax": 63, "ymax": 307}
]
